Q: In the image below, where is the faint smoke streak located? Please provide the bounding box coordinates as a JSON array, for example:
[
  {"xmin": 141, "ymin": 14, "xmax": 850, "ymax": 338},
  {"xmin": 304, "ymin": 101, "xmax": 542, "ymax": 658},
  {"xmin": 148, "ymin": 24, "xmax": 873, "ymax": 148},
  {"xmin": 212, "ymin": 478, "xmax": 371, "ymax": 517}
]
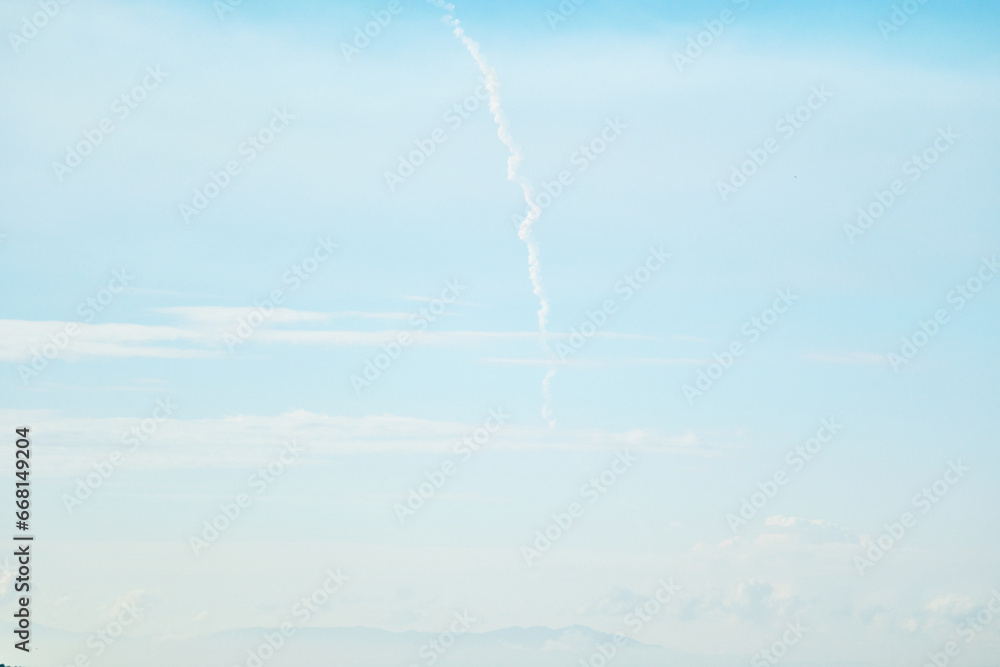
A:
[{"xmin": 430, "ymin": 1, "xmax": 557, "ymax": 426}]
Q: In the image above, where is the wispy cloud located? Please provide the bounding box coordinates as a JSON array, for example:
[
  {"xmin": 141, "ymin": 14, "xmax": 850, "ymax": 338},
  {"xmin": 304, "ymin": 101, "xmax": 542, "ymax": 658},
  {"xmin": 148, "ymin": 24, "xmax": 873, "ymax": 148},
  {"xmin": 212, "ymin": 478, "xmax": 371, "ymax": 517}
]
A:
[
  {"xmin": 0, "ymin": 320, "xmax": 209, "ymax": 362},
  {"xmin": 16, "ymin": 408, "xmax": 714, "ymax": 473},
  {"xmin": 0, "ymin": 314, "xmax": 659, "ymax": 362}
]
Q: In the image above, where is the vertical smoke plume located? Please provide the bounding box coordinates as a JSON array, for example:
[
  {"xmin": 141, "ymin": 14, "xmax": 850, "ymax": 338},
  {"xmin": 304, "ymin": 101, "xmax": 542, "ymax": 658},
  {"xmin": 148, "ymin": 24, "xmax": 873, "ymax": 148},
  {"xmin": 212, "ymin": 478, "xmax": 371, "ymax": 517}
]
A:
[{"xmin": 430, "ymin": 1, "xmax": 557, "ymax": 425}]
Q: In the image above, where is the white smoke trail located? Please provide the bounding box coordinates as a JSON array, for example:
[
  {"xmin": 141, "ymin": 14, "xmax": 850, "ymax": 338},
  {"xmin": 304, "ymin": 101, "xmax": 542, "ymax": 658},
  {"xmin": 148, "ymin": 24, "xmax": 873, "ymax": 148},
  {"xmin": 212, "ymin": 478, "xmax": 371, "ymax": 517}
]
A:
[{"xmin": 430, "ymin": 1, "xmax": 557, "ymax": 425}]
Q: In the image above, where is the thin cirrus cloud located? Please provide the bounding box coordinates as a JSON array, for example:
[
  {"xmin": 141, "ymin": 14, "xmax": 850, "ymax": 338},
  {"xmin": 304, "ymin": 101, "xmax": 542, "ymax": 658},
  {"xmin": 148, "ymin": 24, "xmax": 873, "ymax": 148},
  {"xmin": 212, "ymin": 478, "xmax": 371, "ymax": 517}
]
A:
[
  {"xmin": 0, "ymin": 308, "xmax": 658, "ymax": 362},
  {"xmin": 0, "ymin": 319, "xmax": 208, "ymax": 362},
  {"xmin": 15, "ymin": 408, "xmax": 708, "ymax": 473}
]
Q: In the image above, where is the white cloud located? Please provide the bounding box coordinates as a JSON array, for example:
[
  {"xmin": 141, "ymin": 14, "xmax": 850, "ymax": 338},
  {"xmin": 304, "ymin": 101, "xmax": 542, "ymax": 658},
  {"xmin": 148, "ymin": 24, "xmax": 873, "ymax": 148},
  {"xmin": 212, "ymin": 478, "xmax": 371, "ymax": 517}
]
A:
[
  {"xmin": 8, "ymin": 408, "xmax": 714, "ymax": 474},
  {"xmin": 0, "ymin": 313, "xmax": 660, "ymax": 362},
  {"xmin": 0, "ymin": 320, "xmax": 208, "ymax": 362}
]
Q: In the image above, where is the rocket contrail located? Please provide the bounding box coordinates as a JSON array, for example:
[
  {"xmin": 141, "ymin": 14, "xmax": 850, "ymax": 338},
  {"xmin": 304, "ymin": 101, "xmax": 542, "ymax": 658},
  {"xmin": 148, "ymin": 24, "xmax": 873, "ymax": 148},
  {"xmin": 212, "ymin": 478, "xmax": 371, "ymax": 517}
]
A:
[{"xmin": 430, "ymin": 1, "xmax": 557, "ymax": 426}]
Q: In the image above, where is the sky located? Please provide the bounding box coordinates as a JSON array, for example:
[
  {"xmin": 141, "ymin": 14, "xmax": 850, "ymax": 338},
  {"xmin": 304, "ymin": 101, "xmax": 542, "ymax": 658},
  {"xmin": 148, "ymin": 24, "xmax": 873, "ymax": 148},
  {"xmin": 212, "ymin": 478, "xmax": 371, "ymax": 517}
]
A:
[{"xmin": 1, "ymin": 0, "xmax": 999, "ymax": 665}]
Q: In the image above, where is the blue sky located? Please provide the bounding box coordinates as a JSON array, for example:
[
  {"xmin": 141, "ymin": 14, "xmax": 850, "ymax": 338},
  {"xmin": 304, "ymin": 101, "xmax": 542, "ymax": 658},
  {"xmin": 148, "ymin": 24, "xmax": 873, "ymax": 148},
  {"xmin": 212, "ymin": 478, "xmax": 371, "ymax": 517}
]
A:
[{"xmin": 1, "ymin": 0, "xmax": 999, "ymax": 665}]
